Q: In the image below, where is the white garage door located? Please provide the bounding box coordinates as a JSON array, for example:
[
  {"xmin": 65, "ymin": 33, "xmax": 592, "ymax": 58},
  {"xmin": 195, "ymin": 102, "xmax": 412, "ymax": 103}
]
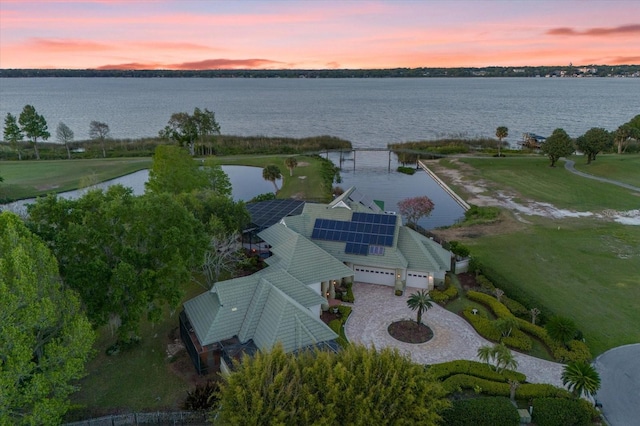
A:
[
  {"xmin": 406, "ymin": 271, "xmax": 428, "ymax": 289},
  {"xmin": 354, "ymin": 266, "xmax": 396, "ymax": 286}
]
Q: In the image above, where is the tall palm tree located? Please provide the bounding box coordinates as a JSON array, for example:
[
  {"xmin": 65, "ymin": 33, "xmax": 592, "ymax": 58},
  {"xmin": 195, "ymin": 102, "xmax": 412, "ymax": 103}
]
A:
[
  {"xmin": 562, "ymin": 361, "xmax": 601, "ymax": 400},
  {"xmin": 546, "ymin": 315, "xmax": 577, "ymax": 346},
  {"xmin": 262, "ymin": 165, "xmax": 282, "ymax": 192},
  {"xmin": 495, "ymin": 126, "xmax": 508, "ymax": 157},
  {"xmin": 284, "ymin": 156, "xmax": 298, "ymax": 177},
  {"xmin": 406, "ymin": 290, "xmax": 433, "ymax": 325}
]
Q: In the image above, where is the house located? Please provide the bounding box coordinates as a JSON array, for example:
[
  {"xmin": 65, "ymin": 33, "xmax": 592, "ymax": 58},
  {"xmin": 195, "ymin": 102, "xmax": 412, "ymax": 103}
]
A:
[{"xmin": 180, "ymin": 187, "xmax": 451, "ymax": 374}]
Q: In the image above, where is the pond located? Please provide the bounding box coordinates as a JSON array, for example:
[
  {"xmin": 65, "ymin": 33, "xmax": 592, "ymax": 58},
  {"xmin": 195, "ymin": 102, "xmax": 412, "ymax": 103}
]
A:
[{"xmin": 0, "ymin": 165, "xmax": 281, "ymax": 216}]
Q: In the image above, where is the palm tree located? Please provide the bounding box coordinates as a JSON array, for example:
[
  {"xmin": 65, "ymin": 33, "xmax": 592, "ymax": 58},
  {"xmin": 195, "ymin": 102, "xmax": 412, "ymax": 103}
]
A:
[
  {"xmin": 546, "ymin": 315, "xmax": 577, "ymax": 346},
  {"xmin": 284, "ymin": 156, "xmax": 298, "ymax": 177},
  {"xmin": 477, "ymin": 345, "xmax": 494, "ymax": 367},
  {"xmin": 262, "ymin": 165, "xmax": 282, "ymax": 192},
  {"xmin": 562, "ymin": 361, "xmax": 601, "ymax": 400},
  {"xmin": 406, "ymin": 290, "xmax": 433, "ymax": 325},
  {"xmin": 495, "ymin": 316, "xmax": 519, "ymax": 338},
  {"xmin": 495, "ymin": 126, "xmax": 508, "ymax": 157},
  {"xmin": 493, "ymin": 343, "xmax": 518, "ymax": 373}
]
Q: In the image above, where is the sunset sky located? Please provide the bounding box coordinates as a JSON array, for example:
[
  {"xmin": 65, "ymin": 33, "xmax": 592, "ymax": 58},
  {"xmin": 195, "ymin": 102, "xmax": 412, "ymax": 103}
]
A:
[{"xmin": 1, "ymin": 0, "xmax": 638, "ymax": 70}]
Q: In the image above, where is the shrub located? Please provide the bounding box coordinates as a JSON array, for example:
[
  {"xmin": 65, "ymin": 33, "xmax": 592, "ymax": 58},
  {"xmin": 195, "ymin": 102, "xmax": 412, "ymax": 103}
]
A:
[
  {"xmin": 462, "ymin": 205, "xmax": 501, "ymax": 225},
  {"xmin": 429, "ymin": 284, "xmax": 459, "ymax": 305},
  {"xmin": 342, "ymin": 281, "xmax": 355, "ymax": 303},
  {"xmin": 502, "ymin": 296, "xmax": 529, "ymax": 319},
  {"xmin": 396, "ymin": 166, "xmax": 416, "ymax": 175},
  {"xmin": 532, "ymin": 398, "xmax": 594, "ymax": 426},
  {"xmin": 182, "ymin": 380, "xmax": 220, "ymax": 411},
  {"xmin": 501, "ymin": 328, "xmax": 533, "ymax": 352},
  {"xmin": 448, "ymin": 241, "xmax": 471, "ymax": 258},
  {"xmin": 429, "ymin": 360, "xmax": 525, "ymax": 383},
  {"xmin": 467, "ymin": 291, "xmax": 512, "ymax": 319},
  {"xmin": 441, "ymin": 397, "xmax": 519, "ymax": 426},
  {"xmin": 463, "ymin": 307, "xmax": 501, "ymax": 342},
  {"xmin": 443, "ymin": 375, "xmax": 571, "ymax": 399},
  {"xmin": 475, "ymin": 275, "xmax": 496, "ymax": 292}
]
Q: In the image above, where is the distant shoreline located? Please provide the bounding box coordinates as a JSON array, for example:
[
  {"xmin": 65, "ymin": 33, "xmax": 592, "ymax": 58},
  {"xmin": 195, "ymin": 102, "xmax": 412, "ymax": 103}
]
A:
[{"xmin": 1, "ymin": 65, "xmax": 639, "ymax": 79}]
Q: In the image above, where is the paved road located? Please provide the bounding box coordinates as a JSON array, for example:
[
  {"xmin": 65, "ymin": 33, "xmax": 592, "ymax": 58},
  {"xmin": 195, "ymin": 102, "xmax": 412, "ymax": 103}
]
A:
[
  {"xmin": 344, "ymin": 283, "xmax": 565, "ymax": 387},
  {"xmin": 564, "ymin": 160, "xmax": 640, "ymax": 192},
  {"xmin": 593, "ymin": 344, "xmax": 640, "ymax": 426}
]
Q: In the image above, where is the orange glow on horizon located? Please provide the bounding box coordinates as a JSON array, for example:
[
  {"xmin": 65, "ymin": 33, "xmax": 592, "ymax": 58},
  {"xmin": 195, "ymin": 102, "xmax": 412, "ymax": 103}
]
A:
[{"xmin": 1, "ymin": 1, "xmax": 638, "ymax": 70}]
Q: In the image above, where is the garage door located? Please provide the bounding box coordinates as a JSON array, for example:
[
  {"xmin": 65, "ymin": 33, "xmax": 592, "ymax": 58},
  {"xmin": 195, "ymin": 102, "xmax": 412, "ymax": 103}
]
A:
[
  {"xmin": 354, "ymin": 266, "xmax": 396, "ymax": 286},
  {"xmin": 406, "ymin": 271, "xmax": 428, "ymax": 289}
]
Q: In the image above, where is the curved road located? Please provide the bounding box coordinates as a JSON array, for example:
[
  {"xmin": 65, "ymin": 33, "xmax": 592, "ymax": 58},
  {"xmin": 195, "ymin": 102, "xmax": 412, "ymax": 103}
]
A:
[
  {"xmin": 593, "ymin": 344, "xmax": 640, "ymax": 426},
  {"xmin": 564, "ymin": 160, "xmax": 640, "ymax": 192}
]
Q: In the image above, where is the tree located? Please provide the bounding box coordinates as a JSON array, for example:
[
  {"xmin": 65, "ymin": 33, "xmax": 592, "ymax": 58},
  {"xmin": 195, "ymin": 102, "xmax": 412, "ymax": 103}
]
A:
[
  {"xmin": 495, "ymin": 316, "xmax": 519, "ymax": 338},
  {"xmin": 215, "ymin": 344, "xmax": 450, "ymax": 425},
  {"xmin": 493, "ymin": 343, "xmax": 518, "ymax": 373},
  {"xmin": 89, "ymin": 120, "xmax": 110, "ymax": 158},
  {"xmin": 26, "ymin": 186, "xmax": 208, "ymax": 341},
  {"xmin": 545, "ymin": 315, "xmax": 577, "ymax": 346},
  {"xmin": 614, "ymin": 122, "xmax": 640, "ymax": 154},
  {"xmin": 494, "ymin": 287, "xmax": 504, "ymax": 302},
  {"xmin": 202, "ymin": 232, "xmax": 244, "ymax": 287},
  {"xmin": 495, "ymin": 126, "xmax": 508, "ymax": 157},
  {"xmin": 284, "ymin": 156, "xmax": 298, "ymax": 176},
  {"xmin": 56, "ymin": 122, "xmax": 74, "ymax": 159},
  {"xmin": 477, "ymin": 345, "xmax": 495, "ymax": 366},
  {"xmin": 3, "ymin": 112, "xmax": 24, "ymax": 160},
  {"xmin": 0, "ymin": 212, "xmax": 94, "ymax": 425},
  {"xmin": 177, "ymin": 190, "xmax": 249, "ymax": 235},
  {"xmin": 398, "ymin": 195, "xmax": 435, "ymax": 226},
  {"xmin": 575, "ymin": 127, "xmax": 613, "ymax": 164},
  {"xmin": 146, "ymin": 145, "xmax": 231, "ymax": 197},
  {"xmin": 562, "ymin": 361, "xmax": 601, "ymax": 400},
  {"xmin": 262, "ymin": 164, "xmax": 282, "ymax": 192},
  {"xmin": 18, "ymin": 104, "xmax": 50, "ymax": 160},
  {"xmin": 407, "ymin": 289, "xmax": 433, "ymax": 325},
  {"xmin": 159, "ymin": 107, "xmax": 220, "ymax": 155},
  {"xmin": 530, "ymin": 307, "xmax": 541, "ymax": 325},
  {"xmin": 541, "ymin": 128, "xmax": 574, "ymax": 167}
]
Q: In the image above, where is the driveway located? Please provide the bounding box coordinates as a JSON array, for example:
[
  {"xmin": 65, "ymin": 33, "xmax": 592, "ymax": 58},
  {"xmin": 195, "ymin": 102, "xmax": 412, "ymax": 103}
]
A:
[
  {"xmin": 593, "ymin": 344, "xmax": 640, "ymax": 426},
  {"xmin": 344, "ymin": 282, "xmax": 565, "ymax": 387}
]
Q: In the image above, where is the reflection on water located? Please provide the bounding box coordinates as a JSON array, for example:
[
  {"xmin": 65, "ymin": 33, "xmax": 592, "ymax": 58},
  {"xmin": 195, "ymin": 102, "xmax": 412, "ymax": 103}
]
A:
[
  {"xmin": 328, "ymin": 151, "xmax": 465, "ymax": 229},
  {"xmin": 1, "ymin": 158, "xmax": 463, "ymax": 229},
  {"xmin": 1, "ymin": 166, "xmax": 281, "ymax": 217}
]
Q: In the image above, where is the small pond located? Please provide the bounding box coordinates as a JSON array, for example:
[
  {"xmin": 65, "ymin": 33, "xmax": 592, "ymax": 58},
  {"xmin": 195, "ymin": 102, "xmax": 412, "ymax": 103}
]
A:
[{"xmin": 1, "ymin": 165, "xmax": 281, "ymax": 216}]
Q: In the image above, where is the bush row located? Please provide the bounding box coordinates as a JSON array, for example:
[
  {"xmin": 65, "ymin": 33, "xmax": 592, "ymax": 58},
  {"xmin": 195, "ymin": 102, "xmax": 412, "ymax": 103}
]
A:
[
  {"xmin": 463, "ymin": 308, "xmax": 502, "ymax": 341},
  {"xmin": 442, "ymin": 374, "xmax": 572, "ymax": 399},
  {"xmin": 429, "ymin": 283, "xmax": 459, "ymax": 305},
  {"xmin": 429, "ymin": 360, "xmax": 525, "ymax": 383},
  {"xmin": 516, "ymin": 319, "xmax": 591, "ymax": 363},
  {"xmin": 441, "ymin": 397, "xmax": 520, "ymax": 426},
  {"xmin": 532, "ymin": 397, "xmax": 598, "ymax": 426},
  {"xmin": 328, "ymin": 305, "xmax": 352, "ymax": 348}
]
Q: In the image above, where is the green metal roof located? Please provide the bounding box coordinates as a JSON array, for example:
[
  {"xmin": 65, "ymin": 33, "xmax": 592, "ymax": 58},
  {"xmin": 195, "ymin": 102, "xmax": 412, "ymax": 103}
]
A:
[{"xmin": 397, "ymin": 226, "xmax": 451, "ymax": 272}]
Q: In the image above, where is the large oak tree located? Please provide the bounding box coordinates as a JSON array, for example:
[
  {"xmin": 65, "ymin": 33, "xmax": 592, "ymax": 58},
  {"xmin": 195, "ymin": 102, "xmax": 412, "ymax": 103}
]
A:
[
  {"xmin": 27, "ymin": 186, "xmax": 208, "ymax": 340},
  {"xmin": 18, "ymin": 105, "xmax": 50, "ymax": 160},
  {"xmin": 1, "ymin": 212, "xmax": 94, "ymax": 425},
  {"xmin": 541, "ymin": 128, "xmax": 574, "ymax": 167}
]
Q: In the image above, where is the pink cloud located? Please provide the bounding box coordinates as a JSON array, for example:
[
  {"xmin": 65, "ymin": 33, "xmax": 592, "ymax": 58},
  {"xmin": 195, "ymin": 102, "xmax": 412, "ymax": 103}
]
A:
[
  {"xmin": 96, "ymin": 58, "xmax": 285, "ymax": 70},
  {"xmin": 547, "ymin": 24, "xmax": 640, "ymax": 36}
]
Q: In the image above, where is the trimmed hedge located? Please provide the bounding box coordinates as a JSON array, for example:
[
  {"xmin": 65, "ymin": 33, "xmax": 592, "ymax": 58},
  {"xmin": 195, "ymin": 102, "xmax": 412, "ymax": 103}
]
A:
[
  {"xmin": 463, "ymin": 307, "xmax": 502, "ymax": 341},
  {"xmin": 443, "ymin": 374, "xmax": 571, "ymax": 399},
  {"xmin": 430, "ymin": 284, "xmax": 459, "ymax": 305},
  {"xmin": 441, "ymin": 397, "xmax": 519, "ymax": 426},
  {"xmin": 532, "ymin": 397, "xmax": 595, "ymax": 426},
  {"xmin": 516, "ymin": 318, "xmax": 592, "ymax": 363},
  {"xmin": 342, "ymin": 281, "xmax": 355, "ymax": 303},
  {"xmin": 467, "ymin": 291, "xmax": 512, "ymax": 319},
  {"xmin": 502, "ymin": 296, "xmax": 529, "ymax": 319},
  {"xmin": 429, "ymin": 360, "xmax": 525, "ymax": 383},
  {"xmin": 328, "ymin": 305, "xmax": 353, "ymax": 348}
]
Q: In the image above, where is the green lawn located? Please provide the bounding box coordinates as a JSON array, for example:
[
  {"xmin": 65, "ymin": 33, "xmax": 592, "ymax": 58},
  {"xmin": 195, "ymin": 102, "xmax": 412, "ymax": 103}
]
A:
[
  {"xmin": 468, "ymin": 217, "xmax": 640, "ymax": 356},
  {"xmin": 459, "ymin": 156, "xmax": 639, "ymax": 211},
  {"xmin": 0, "ymin": 158, "xmax": 151, "ymax": 201},
  {"xmin": 572, "ymin": 153, "xmax": 640, "ymax": 188},
  {"xmin": 67, "ymin": 280, "xmax": 207, "ymax": 418},
  {"xmin": 216, "ymin": 154, "xmax": 332, "ymax": 201}
]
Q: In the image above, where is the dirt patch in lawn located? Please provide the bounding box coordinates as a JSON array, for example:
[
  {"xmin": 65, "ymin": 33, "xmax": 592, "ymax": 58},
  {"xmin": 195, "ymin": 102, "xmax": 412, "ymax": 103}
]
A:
[
  {"xmin": 457, "ymin": 272, "xmax": 480, "ymax": 291},
  {"xmin": 388, "ymin": 320, "xmax": 434, "ymax": 344}
]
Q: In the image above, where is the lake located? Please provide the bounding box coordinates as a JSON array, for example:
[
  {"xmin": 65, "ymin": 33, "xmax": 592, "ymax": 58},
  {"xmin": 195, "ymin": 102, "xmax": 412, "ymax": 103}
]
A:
[{"xmin": 1, "ymin": 77, "xmax": 637, "ymax": 148}]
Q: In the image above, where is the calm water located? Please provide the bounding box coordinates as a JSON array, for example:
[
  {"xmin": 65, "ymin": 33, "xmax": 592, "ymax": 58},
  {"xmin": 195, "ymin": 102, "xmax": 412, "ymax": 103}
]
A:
[
  {"xmin": 0, "ymin": 166, "xmax": 281, "ymax": 217},
  {"xmin": 1, "ymin": 78, "xmax": 637, "ymax": 147}
]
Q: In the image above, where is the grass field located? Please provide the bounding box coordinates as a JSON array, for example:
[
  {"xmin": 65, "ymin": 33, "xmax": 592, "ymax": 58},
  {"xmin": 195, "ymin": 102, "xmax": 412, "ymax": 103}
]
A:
[
  {"xmin": 0, "ymin": 158, "xmax": 152, "ymax": 201},
  {"xmin": 436, "ymin": 154, "xmax": 640, "ymax": 356},
  {"xmin": 459, "ymin": 156, "xmax": 640, "ymax": 211},
  {"xmin": 572, "ymin": 153, "xmax": 640, "ymax": 188}
]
